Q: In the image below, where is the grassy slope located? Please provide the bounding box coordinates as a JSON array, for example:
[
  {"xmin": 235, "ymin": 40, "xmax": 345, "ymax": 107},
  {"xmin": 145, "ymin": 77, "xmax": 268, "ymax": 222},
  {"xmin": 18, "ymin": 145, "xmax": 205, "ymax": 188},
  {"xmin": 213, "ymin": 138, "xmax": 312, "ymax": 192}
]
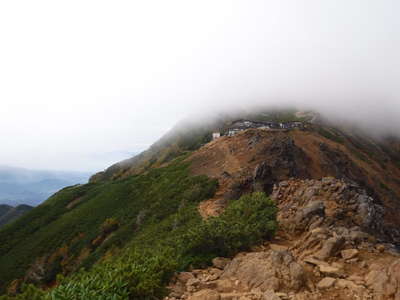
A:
[
  {"xmin": 0, "ymin": 157, "xmax": 218, "ymax": 293},
  {"xmin": 0, "ymin": 160, "xmax": 277, "ymax": 299},
  {"xmin": 1, "ymin": 191, "xmax": 276, "ymax": 300}
]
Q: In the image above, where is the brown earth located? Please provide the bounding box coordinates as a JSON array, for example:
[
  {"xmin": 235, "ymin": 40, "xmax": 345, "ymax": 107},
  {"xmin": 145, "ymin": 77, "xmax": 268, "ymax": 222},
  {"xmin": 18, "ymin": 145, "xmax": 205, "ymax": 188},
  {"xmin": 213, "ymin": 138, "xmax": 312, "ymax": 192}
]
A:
[{"xmin": 187, "ymin": 128, "xmax": 400, "ymax": 236}]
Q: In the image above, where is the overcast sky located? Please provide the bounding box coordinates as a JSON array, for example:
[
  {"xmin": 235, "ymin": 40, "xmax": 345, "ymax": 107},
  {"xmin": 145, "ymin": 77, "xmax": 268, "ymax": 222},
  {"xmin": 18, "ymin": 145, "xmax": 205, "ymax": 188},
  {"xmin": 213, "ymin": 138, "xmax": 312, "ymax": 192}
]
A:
[{"xmin": 1, "ymin": 1, "xmax": 399, "ymax": 172}]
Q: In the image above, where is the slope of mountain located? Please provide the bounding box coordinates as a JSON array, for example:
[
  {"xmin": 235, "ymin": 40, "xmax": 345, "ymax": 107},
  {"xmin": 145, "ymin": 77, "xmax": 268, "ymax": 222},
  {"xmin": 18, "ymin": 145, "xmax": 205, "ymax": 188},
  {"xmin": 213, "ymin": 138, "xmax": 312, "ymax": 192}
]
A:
[
  {"xmin": 0, "ymin": 204, "xmax": 33, "ymax": 227},
  {"xmin": 0, "ymin": 167, "xmax": 90, "ymax": 206},
  {"xmin": 0, "ymin": 109, "xmax": 399, "ymax": 300}
]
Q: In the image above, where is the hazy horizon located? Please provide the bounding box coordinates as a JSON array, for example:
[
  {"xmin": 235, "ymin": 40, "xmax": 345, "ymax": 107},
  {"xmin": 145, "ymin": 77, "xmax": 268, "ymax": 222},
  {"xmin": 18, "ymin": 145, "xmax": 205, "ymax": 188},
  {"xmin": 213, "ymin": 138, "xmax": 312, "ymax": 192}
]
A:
[{"xmin": 1, "ymin": 1, "xmax": 399, "ymax": 171}]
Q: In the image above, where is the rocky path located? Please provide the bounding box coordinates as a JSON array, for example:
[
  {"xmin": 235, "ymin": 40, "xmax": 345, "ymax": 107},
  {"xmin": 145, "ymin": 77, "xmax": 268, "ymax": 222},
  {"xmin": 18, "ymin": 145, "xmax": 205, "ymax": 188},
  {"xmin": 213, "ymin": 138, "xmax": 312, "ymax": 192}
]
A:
[{"xmin": 165, "ymin": 178, "xmax": 400, "ymax": 300}]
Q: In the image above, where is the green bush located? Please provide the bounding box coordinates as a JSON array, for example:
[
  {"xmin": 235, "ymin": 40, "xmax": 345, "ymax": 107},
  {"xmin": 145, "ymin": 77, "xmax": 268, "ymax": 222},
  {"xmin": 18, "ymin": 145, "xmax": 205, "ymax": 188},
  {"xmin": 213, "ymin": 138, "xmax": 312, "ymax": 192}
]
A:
[
  {"xmin": 101, "ymin": 218, "xmax": 120, "ymax": 234},
  {"xmin": 317, "ymin": 127, "xmax": 345, "ymax": 144},
  {"xmin": 178, "ymin": 192, "xmax": 277, "ymax": 264}
]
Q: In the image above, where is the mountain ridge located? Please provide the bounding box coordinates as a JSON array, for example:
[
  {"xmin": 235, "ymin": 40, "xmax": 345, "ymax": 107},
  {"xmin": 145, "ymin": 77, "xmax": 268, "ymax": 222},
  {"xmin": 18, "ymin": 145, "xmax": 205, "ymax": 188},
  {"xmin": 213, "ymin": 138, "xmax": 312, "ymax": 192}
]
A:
[
  {"xmin": 0, "ymin": 166, "xmax": 90, "ymax": 206},
  {"xmin": 0, "ymin": 109, "xmax": 399, "ymax": 299}
]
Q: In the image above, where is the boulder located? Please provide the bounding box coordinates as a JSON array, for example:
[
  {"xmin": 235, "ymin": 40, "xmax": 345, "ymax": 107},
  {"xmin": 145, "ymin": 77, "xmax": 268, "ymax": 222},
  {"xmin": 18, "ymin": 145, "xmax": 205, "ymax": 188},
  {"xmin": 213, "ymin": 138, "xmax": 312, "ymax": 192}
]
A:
[
  {"xmin": 318, "ymin": 265, "xmax": 343, "ymax": 278},
  {"xmin": 219, "ymin": 292, "xmax": 255, "ymax": 300},
  {"xmin": 213, "ymin": 257, "xmax": 231, "ymax": 270},
  {"xmin": 178, "ymin": 272, "xmax": 196, "ymax": 284},
  {"xmin": 303, "ymin": 256, "xmax": 329, "ymax": 266},
  {"xmin": 365, "ymin": 258, "xmax": 400, "ymax": 299},
  {"xmin": 221, "ymin": 250, "xmax": 305, "ymax": 292},
  {"xmin": 347, "ymin": 275, "xmax": 365, "ymax": 285},
  {"xmin": 188, "ymin": 289, "xmax": 220, "ymax": 300},
  {"xmin": 169, "ymin": 283, "xmax": 186, "ymax": 298},
  {"xmin": 296, "ymin": 201, "xmax": 325, "ymax": 223},
  {"xmin": 209, "ymin": 268, "xmax": 223, "ymax": 276},
  {"xmin": 303, "ymin": 257, "xmax": 329, "ymax": 267},
  {"xmin": 262, "ymin": 290, "xmax": 281, "ymax": 300},
  {"xmin": 376, "ymin": 244, "xmax": 385, "ymax": 253},
  {"xmin": 187, "ymin": 278, "xmax": 201, "ymax": 287},
  {"xmin": 335, "ymin": 279, "xmax": 364, "ymax": 292},
  {"xmin": 215, "ymin": 279, "xmax": 236, "ymax": 293},
  {"xmin": 269, "ymin": 244, "xmax": 289, "ymax": 252},
  {"xmin": 317, "ymin": 277, "xmax": 336, "ymax": 289},
  {"xmin": 272, "ymin": 177, "xmax": 391, "ymax": 245},
  {"xmin": 341, "ymin": 249, "xmax": 359, "ymax": 260},
  {"xmin": 316, "ymin": 236, "xmax": 345, "ymax": 260}
]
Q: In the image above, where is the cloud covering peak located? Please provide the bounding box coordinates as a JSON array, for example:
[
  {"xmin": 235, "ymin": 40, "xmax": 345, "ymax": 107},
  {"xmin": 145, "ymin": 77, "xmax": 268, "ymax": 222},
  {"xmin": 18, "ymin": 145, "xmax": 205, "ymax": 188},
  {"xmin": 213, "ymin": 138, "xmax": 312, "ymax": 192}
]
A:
[{"xmin": 0, "ymin": 1, "xmax": 399, "ymax": 171}]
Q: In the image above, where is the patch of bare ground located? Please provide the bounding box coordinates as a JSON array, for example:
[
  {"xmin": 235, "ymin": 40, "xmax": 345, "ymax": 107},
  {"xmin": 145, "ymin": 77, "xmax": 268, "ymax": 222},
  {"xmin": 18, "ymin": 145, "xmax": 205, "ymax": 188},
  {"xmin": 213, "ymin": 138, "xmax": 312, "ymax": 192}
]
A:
[{"xmin": 187, "ymin": 128, "xmax": 400, "ymax": 228}]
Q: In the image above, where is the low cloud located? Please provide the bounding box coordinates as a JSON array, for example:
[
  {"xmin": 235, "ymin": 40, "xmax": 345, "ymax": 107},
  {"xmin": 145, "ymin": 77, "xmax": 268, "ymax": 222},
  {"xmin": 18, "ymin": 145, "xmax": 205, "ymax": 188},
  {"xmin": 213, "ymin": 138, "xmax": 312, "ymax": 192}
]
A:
[{"xmin": 0, "ymin": 1, "xmax": 399, "ymax": 170}]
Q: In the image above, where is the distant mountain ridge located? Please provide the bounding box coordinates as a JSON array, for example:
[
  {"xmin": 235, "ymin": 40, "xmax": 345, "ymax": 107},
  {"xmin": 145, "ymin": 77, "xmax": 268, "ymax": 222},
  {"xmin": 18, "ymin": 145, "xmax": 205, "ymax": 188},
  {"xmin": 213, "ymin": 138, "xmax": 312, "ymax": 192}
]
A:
[{"xmin": 0, "ymin": 166, "xmax": 90, "ymax": 206}]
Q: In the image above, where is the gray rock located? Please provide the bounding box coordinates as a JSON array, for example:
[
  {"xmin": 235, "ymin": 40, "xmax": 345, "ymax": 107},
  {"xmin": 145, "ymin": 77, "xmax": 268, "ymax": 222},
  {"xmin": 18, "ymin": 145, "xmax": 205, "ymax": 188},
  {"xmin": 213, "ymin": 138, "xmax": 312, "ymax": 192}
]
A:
[
  {"xmin": 222, "ymin": 250, "xmax": 305, "ymax": 292},
  {"xmin": 316, "ymin": 236, "xmax": 345, "ymax": 260},
  {"xmin": 301, "ymin": 201, "xmax": 325, "ymax": 219}
]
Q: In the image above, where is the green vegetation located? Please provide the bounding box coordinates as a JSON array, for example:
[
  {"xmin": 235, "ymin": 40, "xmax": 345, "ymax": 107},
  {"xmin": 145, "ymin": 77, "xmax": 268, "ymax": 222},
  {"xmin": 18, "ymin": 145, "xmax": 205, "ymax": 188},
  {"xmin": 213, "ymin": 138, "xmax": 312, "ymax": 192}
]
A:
[
  {"xmin": 178, "ymin": 192, "xmax": 277, "ymax": 262},
  {"xmin": 1, "ymin": 192, "xmax": 277, "ymax": 300},
  {"xmin": 0, "ymin": 150, "xmax": 277, "ymax": 300},
  {"xmin": 350, "ymin": 149, "xmax": 372, "ymax": 164},
  {"xmin": 346, "ymin": 134, "xmax": 389, "ymax": 168},
  {"xmin": 379, "ymin": 182, "xmax": 390, "ymax": 191},
  {"xmin": 0, "ymin": 157, "xmax": 217, "ymax": 294},
  {"xmin": 248, "ymin": 108, "xmax": 308, "ymax": 123},
  {"xmin": 93, "ymin": 120, "xmax": 219, "ymax": 182},
  {"xmin": 317, "ymin": 127, "xmax": 345, "ymax": 144}
]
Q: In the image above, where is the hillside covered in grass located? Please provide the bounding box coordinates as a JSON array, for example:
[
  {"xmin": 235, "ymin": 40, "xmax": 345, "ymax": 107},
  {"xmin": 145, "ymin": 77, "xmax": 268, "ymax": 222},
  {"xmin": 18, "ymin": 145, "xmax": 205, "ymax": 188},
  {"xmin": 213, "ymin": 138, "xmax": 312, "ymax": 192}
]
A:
[{"xmin": 0, "ymin": 154, "xmax": 277, "ymax": 299}]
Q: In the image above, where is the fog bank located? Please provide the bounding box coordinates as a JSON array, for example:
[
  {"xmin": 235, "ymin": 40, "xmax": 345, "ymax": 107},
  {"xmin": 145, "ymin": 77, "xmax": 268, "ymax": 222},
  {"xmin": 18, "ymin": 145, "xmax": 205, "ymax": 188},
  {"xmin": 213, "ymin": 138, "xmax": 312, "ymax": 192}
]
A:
[{"xmin": 0, "ymin": 1, "xmax": 399, "ymax": 170}]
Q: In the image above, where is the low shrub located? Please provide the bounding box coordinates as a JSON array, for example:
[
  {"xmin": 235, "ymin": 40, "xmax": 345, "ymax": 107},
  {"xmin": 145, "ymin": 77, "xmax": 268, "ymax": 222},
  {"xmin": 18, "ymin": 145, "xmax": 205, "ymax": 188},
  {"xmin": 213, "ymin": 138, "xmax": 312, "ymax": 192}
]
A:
[
  {"xmin": 178, "ymin": 192, "xmax": 277, "ymax": 265},
  {"xmin": 1, "ymin": 181, "xmax": 277, "ymax": 300},
  {"xmin": 46, "ymin": 192, "xmax": 276, "ymax": 300}
]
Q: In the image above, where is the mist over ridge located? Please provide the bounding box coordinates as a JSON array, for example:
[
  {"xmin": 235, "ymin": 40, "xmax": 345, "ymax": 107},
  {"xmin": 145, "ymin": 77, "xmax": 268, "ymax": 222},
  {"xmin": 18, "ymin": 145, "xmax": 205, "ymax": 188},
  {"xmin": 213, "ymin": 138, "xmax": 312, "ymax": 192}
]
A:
[
  {"xmin": 181, "ymin": 100, "xmax": 399, "ymax": 140},
  {"xmin": 1, "ymin": 1, "xmax": 399, "ymax": 170}
]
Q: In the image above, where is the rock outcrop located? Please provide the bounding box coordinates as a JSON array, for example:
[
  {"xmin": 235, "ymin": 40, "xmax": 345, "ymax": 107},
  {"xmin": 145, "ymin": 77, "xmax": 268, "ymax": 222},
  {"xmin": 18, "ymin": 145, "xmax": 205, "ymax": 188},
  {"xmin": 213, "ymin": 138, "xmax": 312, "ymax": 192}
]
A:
[
  {"xmin": 165, "ymin": 178, "xmax": 400, "ymax": 300},
  {"xmin": 221, "ymin": 250, "xmax": 306, "ymax": 292}
]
